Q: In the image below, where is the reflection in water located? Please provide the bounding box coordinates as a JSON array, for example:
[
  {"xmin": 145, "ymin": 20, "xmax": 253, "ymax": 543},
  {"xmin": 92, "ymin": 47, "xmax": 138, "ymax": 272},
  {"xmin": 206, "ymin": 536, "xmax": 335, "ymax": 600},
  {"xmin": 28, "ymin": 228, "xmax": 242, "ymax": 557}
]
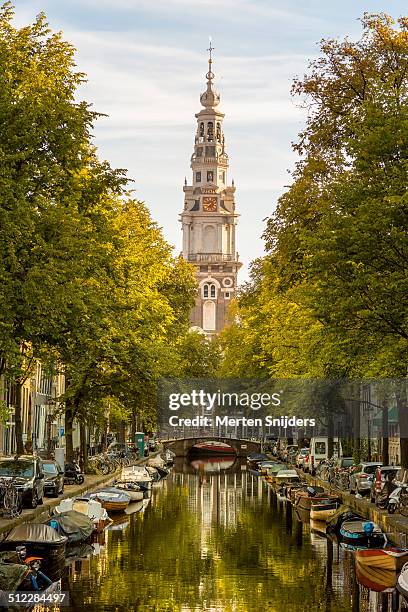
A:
[{"xmin": 61, "ymin": 458, "xmax": 399, "ymax": 611}]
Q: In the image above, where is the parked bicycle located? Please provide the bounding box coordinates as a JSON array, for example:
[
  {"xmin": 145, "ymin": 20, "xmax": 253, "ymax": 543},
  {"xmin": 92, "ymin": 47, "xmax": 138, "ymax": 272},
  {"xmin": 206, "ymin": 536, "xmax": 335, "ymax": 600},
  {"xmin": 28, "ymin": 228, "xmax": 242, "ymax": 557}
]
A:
[{"xmin": 0, "ymin": 478, "xmax": 22, "ymax": 518}]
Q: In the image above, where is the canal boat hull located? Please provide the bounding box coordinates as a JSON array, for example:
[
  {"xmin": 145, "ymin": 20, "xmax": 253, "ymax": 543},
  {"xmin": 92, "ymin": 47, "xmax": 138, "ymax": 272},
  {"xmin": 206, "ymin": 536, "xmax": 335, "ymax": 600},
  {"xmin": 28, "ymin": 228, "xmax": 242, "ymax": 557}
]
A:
[
  {"xmin": 356, "ymin": 559, "xmax": 397, "ymax": 592},
  {"xmin": 355, "ymin": 547, "xmax": 408, "ymax": 571},
  {"xmin": 190, "ymin": 441, "xmax": 236, "ymax": 456},
  {"xmin": 89, "ymin": 487, "xmax": 131, "ymax": 513},
  {"xmin": 310, "ymin": 501, "xmax": 340, "ymax": 521}
]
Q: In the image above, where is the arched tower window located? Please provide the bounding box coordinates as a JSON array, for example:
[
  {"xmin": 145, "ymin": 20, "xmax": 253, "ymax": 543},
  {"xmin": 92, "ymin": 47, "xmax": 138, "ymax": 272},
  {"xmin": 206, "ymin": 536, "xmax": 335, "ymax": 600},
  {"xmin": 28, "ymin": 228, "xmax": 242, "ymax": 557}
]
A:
[
  {"xmin": 216, "ymin": 122, "xmax": 221, "ymax": 142},
  {"xmin": 203, "ymin": 301, "xmax": 216, "ymax": 331},
  {"xmin": 207, "ymin": 122, "xmax": 214, "ymax": 142},
  {"xmin": 199, "ymin": 122, "xmax": 204, "ymax": 139},
  {"xmin": 202, "ymin": 282, "xmax": 217, "ymax": 299}
]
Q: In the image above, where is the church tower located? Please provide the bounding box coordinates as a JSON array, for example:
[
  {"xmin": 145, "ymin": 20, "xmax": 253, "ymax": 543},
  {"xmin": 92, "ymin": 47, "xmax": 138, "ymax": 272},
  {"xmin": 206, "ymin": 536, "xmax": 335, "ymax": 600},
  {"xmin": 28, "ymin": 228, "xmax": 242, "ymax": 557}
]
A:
[{"xmin": 180, "ymin": 45, "xmax": 242, "ymax": 336}]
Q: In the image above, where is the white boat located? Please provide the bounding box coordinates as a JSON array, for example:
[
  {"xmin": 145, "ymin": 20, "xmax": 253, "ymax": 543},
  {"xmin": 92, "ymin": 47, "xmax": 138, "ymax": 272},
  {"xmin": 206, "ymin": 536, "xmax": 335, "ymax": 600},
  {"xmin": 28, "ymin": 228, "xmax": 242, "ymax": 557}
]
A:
[
  {"xmin": 121, "ymin": 466, "xmax": 152, "ymax": 487},
  {"xmin": 146, "ymin": 466, "xmax": 160, "ymax": 481},
  {"xmin": 114, "ymin": 481, "xmax": 144, "ymax": 501},
  {"xmin": 275, "ymin": 470, "xmax": 301, "ymax": 485},
  {"xmin": 54, "ymin": 497, "xmax": 112, "ymax": 532},
  {"xmin": 162, "ymin": 449, "xmax": 175, "ymax": 464},
  {"xmin": 147, "ymin": 455, "xmax": 166, "ymax": 469}
]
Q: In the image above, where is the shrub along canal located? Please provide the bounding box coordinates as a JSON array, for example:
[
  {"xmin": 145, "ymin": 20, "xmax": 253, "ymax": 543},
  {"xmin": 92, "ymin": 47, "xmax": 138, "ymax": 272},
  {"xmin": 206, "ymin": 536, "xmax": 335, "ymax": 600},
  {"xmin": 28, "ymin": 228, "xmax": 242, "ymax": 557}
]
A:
[{"xmin": 62, "ymin": 458, "xmax": 399, "ymax": 611}]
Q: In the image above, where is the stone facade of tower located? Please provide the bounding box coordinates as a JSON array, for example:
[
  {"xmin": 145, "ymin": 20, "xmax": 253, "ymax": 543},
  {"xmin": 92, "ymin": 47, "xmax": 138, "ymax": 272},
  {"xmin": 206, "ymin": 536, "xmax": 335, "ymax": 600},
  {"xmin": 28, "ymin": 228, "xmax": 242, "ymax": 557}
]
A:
[{"xmin": 180, "ymin": 50, "xmax": 242, "ymax": 336}]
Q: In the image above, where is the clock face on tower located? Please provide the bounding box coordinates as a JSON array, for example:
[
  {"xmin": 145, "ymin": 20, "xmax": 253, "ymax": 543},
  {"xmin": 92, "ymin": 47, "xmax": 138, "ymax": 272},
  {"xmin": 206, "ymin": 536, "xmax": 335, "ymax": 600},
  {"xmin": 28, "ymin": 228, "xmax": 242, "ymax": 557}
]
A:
[{"xmin": 203, "ymin": 197, "xmax": 217, "ymax": 212}]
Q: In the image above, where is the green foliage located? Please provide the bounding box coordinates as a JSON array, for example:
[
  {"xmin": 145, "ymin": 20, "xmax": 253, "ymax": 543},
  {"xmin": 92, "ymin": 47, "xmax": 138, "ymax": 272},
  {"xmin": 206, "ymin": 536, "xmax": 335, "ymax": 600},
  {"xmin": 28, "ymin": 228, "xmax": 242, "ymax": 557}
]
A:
[{"xmin": 0, "ymin": 4, "xmax": 197, "ymax": 453}]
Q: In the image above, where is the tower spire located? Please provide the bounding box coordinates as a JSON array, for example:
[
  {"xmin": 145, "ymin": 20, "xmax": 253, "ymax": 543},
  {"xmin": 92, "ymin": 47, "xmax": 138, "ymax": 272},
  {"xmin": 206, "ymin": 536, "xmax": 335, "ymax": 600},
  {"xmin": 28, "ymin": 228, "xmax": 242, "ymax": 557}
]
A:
[
  {"xmin": 200, "ymin": 37, "xmax": 220, "ymax": 109},
  {"xmin": 206, "ymin": 37, "xmax": 214, "ymax": 84}
]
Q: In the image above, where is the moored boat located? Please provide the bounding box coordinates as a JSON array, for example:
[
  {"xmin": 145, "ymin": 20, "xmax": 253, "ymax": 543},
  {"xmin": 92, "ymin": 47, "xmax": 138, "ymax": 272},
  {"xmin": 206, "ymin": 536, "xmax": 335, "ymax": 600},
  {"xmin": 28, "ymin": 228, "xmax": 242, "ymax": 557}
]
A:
[
  {"xmin": 121, "ymin": 466, "xmax": 152, "ymax": 490},
  {"xmin": 294, "ymin": 486, "xmax": 333, "ymax": 511},
  {"xmin": 310, "ymin": 519, "xmax": 327, "ymax": 535},
  {"xmin": 264, "ymin": 464, "xmax": 288, "ymax": 484},
  {"xmin": 147, "ymin": 455, "xmax": 166, "ymax": 469},
  {"xmin": 310, "ymin": 499, "xmax": 340, "ymax": 521},
  {"xmin": 397, "ymin": 562, "xmax": 408, "ymax": 602},
  {"xmin": 0, "ymin": 524, "xmax": 67, "ymax": 582},
  {"xmin": 89, "ymin": 487, "xmax": 131, "ymax": 513},
  {"xmin": 339, "ymin": 520, "xmax": 387, "ymax": 547},
  {"xmin": 54, "ymin": 497, "xmax": 112, "ymax": 532},
  {"xmin": 356, "ymin": 558, "xmax": 397, "ymax": 592},
  {"xmin": 46, "ymin": 510, "xmax": 94, "ymax": 544},
  {"xmin": 355, "ymin": 547, "xmax": 408, "ymax": 571},
  {"xmin": 190, "ymin": 441, "xmax": 236, "ymax": 456},
  {"xmin": 114, "ymin": 481, "xmax": 144, "ymax": 501}
]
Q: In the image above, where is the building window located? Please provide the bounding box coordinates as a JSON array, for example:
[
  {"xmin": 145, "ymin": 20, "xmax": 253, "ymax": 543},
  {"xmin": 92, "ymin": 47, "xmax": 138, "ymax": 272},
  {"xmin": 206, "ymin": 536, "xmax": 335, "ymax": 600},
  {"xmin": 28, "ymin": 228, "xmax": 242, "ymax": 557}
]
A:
[
  {"xmin": 207, "ymin": 170, "xmax": 214, "ymax": 182},
  {"xmin": 196, "ymin": 147, "xmax": 203, "ymax": 157},
  {"xmin": 207, "ymin": 122, "xmax": 214, "ymax": 141},
  {"xmin": 196, "ymin": 171, "xmax": 201, "ymax": 182},
  {"xmin": 206, "ymin": 146, "xmax": 215, "ymax": 157},
  {"xmin": 202, "ymin": 283, "xmax": 217, "ymax": 299},
  {"xmin": 219, "ymin": 171, "xmax": 225, "ymax": 182},
  {"xmin": 203, "ymin": 301, "xmax": 216, "ymax": 331},
  {"xmin": 199, "ymin": 122, "xmax": 204, "ymax": 138},
  {"xmin": 200, "ymin": 266, "xmax": 208, "ymax": 272},
  {"xmin": 225, "ymin": 292, "xmax": 230, "ymax": 299}
]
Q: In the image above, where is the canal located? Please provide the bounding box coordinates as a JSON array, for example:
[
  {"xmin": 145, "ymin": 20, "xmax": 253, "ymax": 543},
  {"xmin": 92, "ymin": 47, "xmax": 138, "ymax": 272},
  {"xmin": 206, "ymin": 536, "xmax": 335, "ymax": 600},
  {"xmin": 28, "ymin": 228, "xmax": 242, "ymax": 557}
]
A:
[{"xmin": 63, "ymin": 458, "xmax": 397, "ymax": 611}]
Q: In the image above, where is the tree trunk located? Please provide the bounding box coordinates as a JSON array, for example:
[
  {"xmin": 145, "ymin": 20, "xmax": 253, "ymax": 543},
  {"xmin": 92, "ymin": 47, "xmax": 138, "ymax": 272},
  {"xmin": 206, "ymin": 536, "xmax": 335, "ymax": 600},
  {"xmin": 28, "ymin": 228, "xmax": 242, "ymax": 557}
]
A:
[
  {"xmin": 381, "ymin": 400, "xmax": 389, "ymax": 465},
  {"xmin": 131, "ymin": 406, "xmax": 137, "ymax": 442},
  {"xmin": 14, "ymin": 382, "xmax": 24, "ymax": 455},
  {"xmin": 65, "ymin": 399, "xmax": 74, "ymax": 463},
  {"xmin": 118, "ymin": 421, "xmax": 126, "ymax": 444},
  {"xmin": 352, "ymin": 398, "xmax": 361, "ymax": 464},
  {"xmin": 80, "ymin": 422, "xmax": 88, "ymax": 473},
  {"xmin": 397, "ymin": 391, "xmax": 408, "ymax": 469}
]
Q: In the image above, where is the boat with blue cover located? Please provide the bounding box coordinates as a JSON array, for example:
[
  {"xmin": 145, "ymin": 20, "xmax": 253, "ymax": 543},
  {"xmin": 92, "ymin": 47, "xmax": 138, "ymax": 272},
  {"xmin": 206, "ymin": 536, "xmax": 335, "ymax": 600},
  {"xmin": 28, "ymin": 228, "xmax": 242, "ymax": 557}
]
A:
[{"xmin": 339, "ymin": 520, "xmax": 387, "ymax": 547}]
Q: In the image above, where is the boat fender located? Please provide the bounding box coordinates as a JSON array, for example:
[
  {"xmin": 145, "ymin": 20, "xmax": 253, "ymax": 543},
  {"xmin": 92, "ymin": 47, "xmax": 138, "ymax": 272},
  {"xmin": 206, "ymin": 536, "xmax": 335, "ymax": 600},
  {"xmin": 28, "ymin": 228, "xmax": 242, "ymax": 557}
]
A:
[
  {"xmin": 49, "ymin": 519, "xmax": 60, "ymax": 533},
  {"xmin": 363, "ymin": 522, "xmax": 374, "ymax": 536}
]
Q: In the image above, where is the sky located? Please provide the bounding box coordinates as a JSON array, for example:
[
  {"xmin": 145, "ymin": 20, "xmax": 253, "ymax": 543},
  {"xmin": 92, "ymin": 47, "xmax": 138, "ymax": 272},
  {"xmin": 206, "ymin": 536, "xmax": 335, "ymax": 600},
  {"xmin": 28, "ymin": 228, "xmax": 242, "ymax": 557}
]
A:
[{"xmin": 14, "ymin": 0, "xmax": 408, "ymax": 282}]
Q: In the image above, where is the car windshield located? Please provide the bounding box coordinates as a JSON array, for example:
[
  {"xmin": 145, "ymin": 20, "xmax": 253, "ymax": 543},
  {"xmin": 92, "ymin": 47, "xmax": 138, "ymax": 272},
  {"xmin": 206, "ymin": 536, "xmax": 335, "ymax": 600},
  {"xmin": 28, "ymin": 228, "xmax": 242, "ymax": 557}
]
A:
[
  {"xmin": 43, "ymin": 463, "xmax": 58, "ymax": 475},
  {"xmin": 0, "ymin": 460, "xmax": 34, "ymax": 478},
  {"xmin": 364, "ymin": 465, "xmax": 380, "ymax": 474}
]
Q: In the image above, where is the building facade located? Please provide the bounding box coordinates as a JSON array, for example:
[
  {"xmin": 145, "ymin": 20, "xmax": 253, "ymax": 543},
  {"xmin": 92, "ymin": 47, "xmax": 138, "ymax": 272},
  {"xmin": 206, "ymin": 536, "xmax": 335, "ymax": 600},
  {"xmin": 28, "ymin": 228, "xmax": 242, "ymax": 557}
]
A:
[{"xmin": 180, "ymin": 48, "xmax": 241, "ymax": 336}]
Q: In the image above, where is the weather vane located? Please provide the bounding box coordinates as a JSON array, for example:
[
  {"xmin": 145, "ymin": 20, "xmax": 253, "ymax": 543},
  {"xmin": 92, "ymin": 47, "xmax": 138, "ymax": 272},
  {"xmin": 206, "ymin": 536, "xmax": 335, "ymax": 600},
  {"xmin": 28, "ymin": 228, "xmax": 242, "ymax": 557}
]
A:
[{"xmin": 207, "ymin": 36, "xmax": 214, "ymax": 61}]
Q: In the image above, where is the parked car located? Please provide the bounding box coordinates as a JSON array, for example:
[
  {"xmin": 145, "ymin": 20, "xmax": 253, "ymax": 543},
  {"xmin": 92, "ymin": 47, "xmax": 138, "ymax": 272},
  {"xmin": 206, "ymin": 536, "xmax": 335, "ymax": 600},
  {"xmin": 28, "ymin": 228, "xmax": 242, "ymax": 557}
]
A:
[
  {"xmin": 282, "ymin": 445, "xmax": 298, "ymax": 462},
  {"xmin": 0, "ymin": 455, "xmax": 44, "ymax": 508},
  {"xmin": 333, "ymin": 457, "xmax": 355, "ymax": 470},
  {"xmin": 370, "ymin": 465, "xmax": 400, "ymax": 503},
  {"xmin": 349, "ymin": 462, "xmax": 383, "ymax": 496},
  {"xmin": 296, "ymin": 448, "xmax": 309, "ymax": 469},
  {"xmin": 42, "ymin": 460, "xmax": 64, "ymax": 497},
  {"xmin": 309, "ymin": 438, "xmax": 342, "ymax": 472}
]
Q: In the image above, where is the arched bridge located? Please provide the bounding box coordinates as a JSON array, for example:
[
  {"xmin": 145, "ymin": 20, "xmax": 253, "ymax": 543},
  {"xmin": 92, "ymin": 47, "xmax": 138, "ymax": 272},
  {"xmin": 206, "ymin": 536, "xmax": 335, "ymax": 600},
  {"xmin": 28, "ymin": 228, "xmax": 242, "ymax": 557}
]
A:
[{"xmin": 162, "ymin": 437, "xmax": 261, "ymax": 458}]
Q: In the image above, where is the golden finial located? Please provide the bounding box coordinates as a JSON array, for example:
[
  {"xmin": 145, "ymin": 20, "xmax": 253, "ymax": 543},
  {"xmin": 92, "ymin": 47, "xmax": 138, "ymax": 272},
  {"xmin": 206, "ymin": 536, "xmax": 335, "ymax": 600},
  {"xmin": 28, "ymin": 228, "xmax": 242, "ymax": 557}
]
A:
[{"xmin": 206, "ymin": 36, "xmax": 215, "ymax": 83}]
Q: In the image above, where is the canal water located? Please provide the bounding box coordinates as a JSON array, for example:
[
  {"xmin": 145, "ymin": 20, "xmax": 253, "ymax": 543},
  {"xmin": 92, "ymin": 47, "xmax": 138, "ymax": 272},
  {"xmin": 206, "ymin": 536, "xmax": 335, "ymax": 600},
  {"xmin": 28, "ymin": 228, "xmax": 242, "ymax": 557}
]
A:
[{"xmin": 63, "ymin": 458, "xmax": 398, "ymax": 611}]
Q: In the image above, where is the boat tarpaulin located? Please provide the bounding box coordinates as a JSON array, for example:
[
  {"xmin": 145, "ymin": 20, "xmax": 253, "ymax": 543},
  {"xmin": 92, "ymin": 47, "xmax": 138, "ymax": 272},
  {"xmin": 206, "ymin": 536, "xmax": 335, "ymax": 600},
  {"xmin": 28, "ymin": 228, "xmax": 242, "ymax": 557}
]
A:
[
  {"xmin": 6, "ymin": 523, "xmax": 68, "ymax": 544},
  {"xmin": 46, "ymin": 510, "xmax": 94, "ymax": 543},
  {"xmin": 0, "ymin": 557, "xmax": 28, "ymax": 591}
]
